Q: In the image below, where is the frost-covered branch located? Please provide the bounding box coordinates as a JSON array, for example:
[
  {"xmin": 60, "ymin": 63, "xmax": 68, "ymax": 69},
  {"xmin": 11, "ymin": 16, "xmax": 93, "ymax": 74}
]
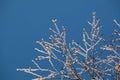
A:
[
  {"xmin": 17, "ymin": 19, "xmax": 83, "ymax": 80},
  {"xmin": 114, "ymin": 19, "xmax": 120, "ymax": 27},
  {"xmin": 101, "ymin": 19, "xmax": 120, "ymax": 80},
  {"xmin": 71, "ymin": 12, "xmax": 104, "ymax": 80},
  {"xmin": 17, "ymin": 13, "xmax": 120, "ymax": 80}
]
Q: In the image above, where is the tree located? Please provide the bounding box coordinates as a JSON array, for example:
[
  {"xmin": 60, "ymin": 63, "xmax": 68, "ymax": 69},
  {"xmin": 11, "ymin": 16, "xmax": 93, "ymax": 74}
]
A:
[{"xmin": 17, "ymin": 13, "xmax": 120, "ymax": 80}]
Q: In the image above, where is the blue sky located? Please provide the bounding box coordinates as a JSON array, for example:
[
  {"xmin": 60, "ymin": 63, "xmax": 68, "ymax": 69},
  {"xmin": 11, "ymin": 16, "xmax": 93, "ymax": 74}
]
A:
[{"xmin": 0, "ymin": 0, "xmax": 120, "ymax": 80}]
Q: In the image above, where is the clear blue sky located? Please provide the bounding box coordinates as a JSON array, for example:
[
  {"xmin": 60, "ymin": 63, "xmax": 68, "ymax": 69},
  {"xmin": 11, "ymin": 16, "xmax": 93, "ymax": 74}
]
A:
[{"xmin": 0, "ymin": 0, "xmax": 120, "ymax": 80}]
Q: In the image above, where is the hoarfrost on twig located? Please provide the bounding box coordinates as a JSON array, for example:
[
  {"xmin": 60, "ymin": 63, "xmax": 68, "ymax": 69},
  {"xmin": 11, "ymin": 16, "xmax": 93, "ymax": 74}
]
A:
[
  {"xmin": 17, "ymin": 13, "xmax": 120, "ymax": 80},
  {"xmin": 101, "ymin": 19, "xmax": 120, "ymax": 80}
]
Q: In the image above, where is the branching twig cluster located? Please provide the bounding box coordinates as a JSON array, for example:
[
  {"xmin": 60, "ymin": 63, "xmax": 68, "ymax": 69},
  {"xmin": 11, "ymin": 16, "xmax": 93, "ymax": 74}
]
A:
[
  {"xmin": 17, "ymin": 13, "xmax": 120, "ymax": 80},
  {"xmin": 101, "ymin": 20, "xmax": 120, "ymax": 80}
]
